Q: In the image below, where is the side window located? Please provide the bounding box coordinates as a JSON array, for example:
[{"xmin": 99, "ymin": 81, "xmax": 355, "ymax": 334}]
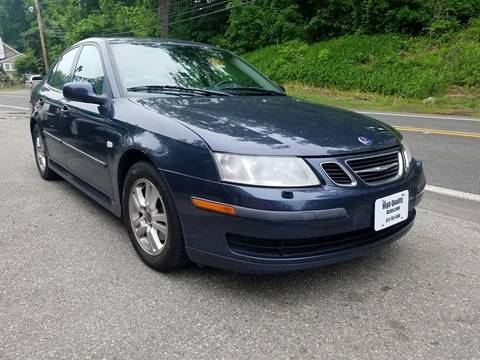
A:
[
  {"xmin": 48, "ymin": 48, "xmax": 78, "ymax": 89},
  {"xmin": 73, "ymin": 45, "xmax": 105, "ymax": 95}
]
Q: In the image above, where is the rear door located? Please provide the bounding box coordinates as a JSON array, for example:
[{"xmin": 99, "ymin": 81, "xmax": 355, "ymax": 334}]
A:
[
  {"xmin": 58, "ymin": 44, "xmax": 114, "ymax": 197},
  {"xmin": 38, "ymin": 47, "xmax": 79, "ymax": 166}
]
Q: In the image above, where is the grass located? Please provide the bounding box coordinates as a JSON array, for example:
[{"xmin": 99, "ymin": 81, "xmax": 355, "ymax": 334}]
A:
[
  {"xmin": 244, "ymin": 20, "xmax": 480, "ymax": 110},
  {"xmin": 286, "ymin": 83, "xmax": 480, "ymax": 118},
  {"xmin": 245, "ymin": 32, "xmax": 480, "ymax": 99}
]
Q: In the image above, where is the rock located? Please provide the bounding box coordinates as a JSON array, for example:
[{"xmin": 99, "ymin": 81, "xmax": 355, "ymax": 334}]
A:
[{"xmin": 422, "ymin": 96, "xmax": 436, "ymax": 103}]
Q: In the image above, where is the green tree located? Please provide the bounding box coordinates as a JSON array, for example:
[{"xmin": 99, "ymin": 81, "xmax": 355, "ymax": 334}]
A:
[
  {"xmin": 170, "ymin": 0, "xmax": 229, "ymax": 44},
  {"xmin": 3, "ymin": 0, "xmax": 480, "ymax": 67},
  {"xmin": 223, "ymin": 0, "xmax": 303, "ymax": 53},
  {"xmin": 14, "ymin": 52, "xmax": 40, "ymax": 78},
  {"xmin": 0, "ymin": 0, "xmax": 29, "ymax": 49}
]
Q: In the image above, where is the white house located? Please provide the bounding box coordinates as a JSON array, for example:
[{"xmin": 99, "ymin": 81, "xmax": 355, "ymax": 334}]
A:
[{"xmin": 0, "ymin": 37, "xmax": 24, "ymax": 78}]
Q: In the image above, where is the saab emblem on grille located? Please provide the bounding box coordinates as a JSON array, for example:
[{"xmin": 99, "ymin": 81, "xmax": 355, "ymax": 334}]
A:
[{"xmin": 358, "ymin": 136, "xmax": 373, "ymax": 145}]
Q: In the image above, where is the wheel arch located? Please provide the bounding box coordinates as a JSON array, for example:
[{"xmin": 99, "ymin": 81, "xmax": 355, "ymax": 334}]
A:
[
  {"xmin": 116, "ymin": 147, "xmax": 155, "ymax": 205},
  {"xmin": 30, "ymin": 117, "xmax": 37, "ymax": 135}
]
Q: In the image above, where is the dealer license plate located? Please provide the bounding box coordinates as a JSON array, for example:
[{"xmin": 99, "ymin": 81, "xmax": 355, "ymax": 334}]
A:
[{"xmin": 374, "ymin": 190, "xmax": 409, "ymax": 231}]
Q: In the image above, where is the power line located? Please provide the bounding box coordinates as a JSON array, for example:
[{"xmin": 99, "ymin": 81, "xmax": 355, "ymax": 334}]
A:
[
  {"xmin": 169, "ymin": 0, "xmax": 253, "ymax": 26},
  {"xmin": 169, "ymin": 0, "xmax": 192, "ymax": 8},
  {"xmin": 96, "ymin": 0, "xmax": 255, "ymax": 37},
  {"xmin": 41, "ymin": 0, "xmax": 202, "ymax": 14},
  {"xmin": 43, "ymin": 0, "xmax": 254, "ymax": 39},
  {"xmin": 40, "ymin": 0, "xmax": 82, "ymax": 6},
  {"xmin": 94, "ymin": 0, "xmax": 229, "ymax": 34},
  {"xmin": 45, "ymin": 0, "xmax": 230, "ymax": 37},
  {"xmin": 47, "ymin": 20, "xmax": 157, "ymax": 39},
  {"xmin": 80, "ymin": 0, "xmax": 218, "ymax": 36},
  {"xmin": 169, "ymin": 0, "xmax": 204, "ymax": 9},
  {"xmin": 170, "ymin": 0, "xmax": 230, "ymax": 20}
]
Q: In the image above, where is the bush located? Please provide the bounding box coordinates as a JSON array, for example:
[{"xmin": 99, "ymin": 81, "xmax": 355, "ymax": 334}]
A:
[
  {"xmin": 457, "ymin": 17, "xmax": 480, "ymax": 42},
  {"xmin": 244, "ymin": 22, "xmax": 480, "ymax": 98},
  {"xmin": 428, "ymin": 18, "xmax": 461, "ymax": 38}
]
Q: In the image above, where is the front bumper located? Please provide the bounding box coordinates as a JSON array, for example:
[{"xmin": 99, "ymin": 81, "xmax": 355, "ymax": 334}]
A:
[{"xmin": 163, "ymin": 160, "xmax": 426, "ymax": 273}]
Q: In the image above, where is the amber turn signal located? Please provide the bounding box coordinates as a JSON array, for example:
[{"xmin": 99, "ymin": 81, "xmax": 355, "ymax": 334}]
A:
[{"xmin": 191, "ymin": 197, "xmax": 236, "ymax": 216}]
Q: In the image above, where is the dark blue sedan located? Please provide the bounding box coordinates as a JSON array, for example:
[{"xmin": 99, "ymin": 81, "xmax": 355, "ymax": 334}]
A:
[{"xmin": 30, "ymin": 38, "xmax": 426, "ymax": 273}]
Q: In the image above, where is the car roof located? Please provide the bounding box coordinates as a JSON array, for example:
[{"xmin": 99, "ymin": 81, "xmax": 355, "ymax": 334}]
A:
[{"xmin": 78, "ymin": 37, "xmax": 217, "ymax": 49}]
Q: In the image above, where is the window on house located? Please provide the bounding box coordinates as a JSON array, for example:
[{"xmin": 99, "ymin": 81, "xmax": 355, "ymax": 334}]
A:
[{"xmin": 4, "ymin": 63, "xmax": 11, "ymax": 71}]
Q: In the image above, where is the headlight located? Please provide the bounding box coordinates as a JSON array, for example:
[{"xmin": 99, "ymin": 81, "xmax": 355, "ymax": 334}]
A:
[
  {"xmin": 402, "ymin": 141, "xmax": 413, "ymax": 173},
  {"xmin": 214, "ymin": 153, "xmax": 320, "ymax": 187}
]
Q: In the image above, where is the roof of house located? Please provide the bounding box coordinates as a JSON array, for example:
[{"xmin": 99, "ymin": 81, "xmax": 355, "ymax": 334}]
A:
[{"xmin": 0, "ymin": 37, "xmax": 23, "ymax": 63}]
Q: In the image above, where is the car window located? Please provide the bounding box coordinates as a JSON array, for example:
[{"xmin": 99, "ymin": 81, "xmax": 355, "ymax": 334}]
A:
[
  {"xmin": 111, "ymin": 43, "xmax": 280, "ymax": 93},
  {"xmin": 48, "ymin": 48, "xmax": 78, "ymax": 89},
  {"xmin": 72, "ymin": 45, "xmax": 105, "ymax": 95},
  {"xmin": 32, "ymin": 76, "xmax": 43, "ymax": 81}
]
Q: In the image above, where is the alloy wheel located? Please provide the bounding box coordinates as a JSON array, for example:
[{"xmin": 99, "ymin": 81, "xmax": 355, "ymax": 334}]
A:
[
  {"xmin": 35, "ymin": 133, "xmax": 47, "ymax": 173},
  {"xmin": 128, "ymin": 178, "xmax": 168, "ymax": 256}
]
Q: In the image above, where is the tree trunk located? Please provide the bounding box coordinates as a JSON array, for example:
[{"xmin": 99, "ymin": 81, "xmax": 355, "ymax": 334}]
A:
[{"xmin": 158, "ymin": 0, "xmax": 171, "ymax": 38}]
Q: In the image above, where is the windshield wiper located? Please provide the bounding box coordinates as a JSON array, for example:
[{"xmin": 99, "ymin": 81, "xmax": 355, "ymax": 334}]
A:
[
  {"xmin": 127, "ymin": 85, "xmax": 230, "ymax": 97},
  {"xmin": 219, "ymin": 87, "xmax": 285, "ymax": 96}
]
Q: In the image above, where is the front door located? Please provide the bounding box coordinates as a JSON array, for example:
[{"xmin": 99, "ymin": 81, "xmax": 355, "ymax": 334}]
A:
[
  {"xmin": 39, "ymin": 47, "xmax": 79, "ymax": 166},
  {"xmin": 57, "ymin": 44, "xmax": 113, "ymax": 197}
]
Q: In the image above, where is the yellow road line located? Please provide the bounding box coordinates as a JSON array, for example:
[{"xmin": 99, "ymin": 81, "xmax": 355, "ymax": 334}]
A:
[{"xmin": 394, "ymin": 126, "xmax": 480, "ymax": 139}]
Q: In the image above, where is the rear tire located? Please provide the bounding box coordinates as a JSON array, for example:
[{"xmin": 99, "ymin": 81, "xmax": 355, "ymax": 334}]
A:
[
  {"xmin": 122, "ymin": 161, "xmax": 189, "ymax": 272},
  {"xmin": 32, "ymin": 124, "xmax": 59, "ymax": 180}
]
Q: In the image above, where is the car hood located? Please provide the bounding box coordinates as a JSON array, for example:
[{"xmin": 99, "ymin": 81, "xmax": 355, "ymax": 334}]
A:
[{"xmin": 134, "ymin": 96, "xmax": 401, "ymax": 156}]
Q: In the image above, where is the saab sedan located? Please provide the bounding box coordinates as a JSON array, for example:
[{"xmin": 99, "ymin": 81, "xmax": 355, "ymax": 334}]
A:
[{"xmin": 30, "ymin": 38, "xmax": 426, "ymax": 273}]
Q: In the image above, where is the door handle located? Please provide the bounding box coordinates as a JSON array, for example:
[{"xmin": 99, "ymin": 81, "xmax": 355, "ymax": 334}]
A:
[{"xmin": 61, "ymin": 105, "xmax": 70, "ymax": 114}]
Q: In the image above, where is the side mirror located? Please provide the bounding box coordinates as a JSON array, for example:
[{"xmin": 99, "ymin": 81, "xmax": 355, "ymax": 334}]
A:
[
  {"xmin": 63, "ymin": 82, "xmax": 108, "ymax": 105},
  {"xmin": 278, "ymin": 84, "xmax": 286, "ymax": 93}
]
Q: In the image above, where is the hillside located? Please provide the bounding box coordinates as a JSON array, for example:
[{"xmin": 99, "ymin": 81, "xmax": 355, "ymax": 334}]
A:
[{"xmin": 244, "ymin": 20, "xmax": 480, "ymax": 115}]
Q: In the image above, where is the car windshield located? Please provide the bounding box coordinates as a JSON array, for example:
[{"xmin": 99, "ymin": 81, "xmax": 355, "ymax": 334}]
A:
[{"xmin": 110, "ymin": 42, "xmax": 283, "ymax": 96}]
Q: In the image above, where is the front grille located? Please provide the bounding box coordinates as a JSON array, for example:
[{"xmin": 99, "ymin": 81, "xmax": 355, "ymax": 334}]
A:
[
  {"xmin": 347, "ymin": 151, "xmax": 402, "ymax": 185},
  {"xmin": 227, "ymin": 210, "xmax": 415, "ymax": 258},
  {"xmin": 321, "ymin": 162, "xmax": 355, "ymax": 186}
]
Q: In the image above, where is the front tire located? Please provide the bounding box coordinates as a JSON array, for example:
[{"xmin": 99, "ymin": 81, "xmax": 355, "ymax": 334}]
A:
[
  {"xmin": 122, "ymin": 161, "xmax": 189, "ymax": 272},
  {"xmin": 32, "ymin": 124, "xmax": 58, "ymax": 180}
]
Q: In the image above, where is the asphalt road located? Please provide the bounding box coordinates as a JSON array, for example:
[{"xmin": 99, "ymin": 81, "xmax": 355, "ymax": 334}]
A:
[
  {"xmin": 1, "ymin": 90, "xmax": 479, "ymax": 359},
  {"xmin": 0, "ymin": 90, "xmax": 30, "ymax": 109}
]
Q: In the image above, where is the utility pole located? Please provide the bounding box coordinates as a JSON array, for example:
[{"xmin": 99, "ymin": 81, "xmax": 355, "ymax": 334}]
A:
[
  {"xmin": 158, "ymin": 0, "xmax": 171, "ymax": 38},
  {"xmin": 34, "ymin": 0, "xmax": 49, "ymax": 72}
]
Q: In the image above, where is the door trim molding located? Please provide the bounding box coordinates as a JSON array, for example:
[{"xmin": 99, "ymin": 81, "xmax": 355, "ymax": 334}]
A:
[
  {"xmin": 43, "ymin": 130, "xmax": 107, "ymax": 167},
  {"xmin": 43, "ymin": 129, "xmax": 62, "ymax": 142}
]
